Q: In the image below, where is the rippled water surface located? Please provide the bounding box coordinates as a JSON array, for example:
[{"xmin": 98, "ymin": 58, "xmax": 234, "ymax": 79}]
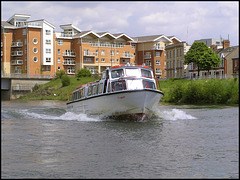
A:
[{"xmin": 1, "ymin": 100, "xmax": 239, "ymax": 178}]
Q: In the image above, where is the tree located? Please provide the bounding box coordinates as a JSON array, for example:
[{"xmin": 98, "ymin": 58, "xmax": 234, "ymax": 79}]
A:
[
  {"xmin": 184, "ymin": 41, "xmax": 209, "ymax": 77},
  {"xmin": 198, "ymin": 48, "xmax": 221, "ymax": 77}
]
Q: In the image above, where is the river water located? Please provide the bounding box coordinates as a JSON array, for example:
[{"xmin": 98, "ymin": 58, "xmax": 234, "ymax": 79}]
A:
[{"xmin": 1, "ymin": 100, "xmax": 239, "ymax": 179}]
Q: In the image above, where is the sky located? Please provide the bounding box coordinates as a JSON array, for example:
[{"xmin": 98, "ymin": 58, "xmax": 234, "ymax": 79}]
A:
[{"xmin": 1, "ymin": 1, "xmax": 239, "ymax": 46}]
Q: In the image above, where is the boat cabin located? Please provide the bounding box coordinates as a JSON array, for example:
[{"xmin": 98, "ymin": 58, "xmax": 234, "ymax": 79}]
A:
[{"xmin": 68, "ymin": 65, "xmax": 159, "ymax": 102}]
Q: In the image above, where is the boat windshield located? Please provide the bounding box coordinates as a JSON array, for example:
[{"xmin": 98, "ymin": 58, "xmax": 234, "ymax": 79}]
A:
[
  {"xmin": 141, "ymin": 69, "xmax": 152, "ymax": 78},
  {"xmin": 111, "ymin": 69, "xmax": 124, "ymax": 78},
  {"xmin": 143, "ymin": 80, "xmax": 156, "ymax": 89},
  {"xmin": 111, "ymin": 80, "xmax": 126, "ymax": 92},
  {"xmin": 126, "ymin": 79, "xmax": 143, "ymax": 90},
  {"xmin": 125, "ymin": 68, "xmax": 140, "ymax": 77}
]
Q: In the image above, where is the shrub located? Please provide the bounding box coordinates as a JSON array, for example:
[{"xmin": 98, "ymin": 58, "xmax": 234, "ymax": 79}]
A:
[
  {"xmin": 56, "ymin": 70, "xmax": 66, "ymax": 79},
  {"xmin": 61, "ymin": 75, "xmax": 70, "ymax": 87},
  {"xmin": 32, "ymin": 83, "xmax": 40, "ymax": 92},
  {"xmin": 76, "ymin": 68, "xmax": 91, "ymax": 78}
]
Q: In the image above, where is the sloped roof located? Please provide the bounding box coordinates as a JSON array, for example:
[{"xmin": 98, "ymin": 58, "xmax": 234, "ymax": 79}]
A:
[
  {"xmin": 132, "ymin": 34, "xmax": 172, "ymax": 43},
  {"xmin": 1, "ymin": 21, "xmax": 15, "ymax": 28},
  {"xmin": 214, "ymin": 46, "xmax": 239, "ymax": 58}
]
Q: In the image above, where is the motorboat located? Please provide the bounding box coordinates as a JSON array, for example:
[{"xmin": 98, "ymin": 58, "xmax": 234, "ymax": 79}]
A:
[{"xmin": 67, "ymin": 64, "xmax": 164, "ymax": 120}]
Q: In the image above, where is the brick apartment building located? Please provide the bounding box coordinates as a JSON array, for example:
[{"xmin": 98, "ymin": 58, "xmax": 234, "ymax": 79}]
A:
[{"xmin": 2, "ymin": 14, "xmax": 182, "ymax": 79}]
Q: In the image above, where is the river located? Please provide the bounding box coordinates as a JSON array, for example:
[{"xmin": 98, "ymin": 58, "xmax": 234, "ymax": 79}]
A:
[{"xmin": 1, "ymin": 100, "xmax": 239, "ymax": 178}]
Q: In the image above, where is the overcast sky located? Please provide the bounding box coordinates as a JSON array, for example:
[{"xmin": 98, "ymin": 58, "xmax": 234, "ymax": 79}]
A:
[{"xmin": 1, "ymin": 1, "xmax": 239, "ymax": 46}]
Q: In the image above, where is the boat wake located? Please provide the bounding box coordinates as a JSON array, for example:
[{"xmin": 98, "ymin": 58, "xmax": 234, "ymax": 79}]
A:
[
  {"xmin": 156, "ymin": 108, "xmax": 197, "ymax": 121},
  {"xmin": 16, "ymin": 109, "xmax": 102, "ymax": 122},
  {"xmin": 2, "ymin": 107, "xmax": 197, "ymax": 122}
]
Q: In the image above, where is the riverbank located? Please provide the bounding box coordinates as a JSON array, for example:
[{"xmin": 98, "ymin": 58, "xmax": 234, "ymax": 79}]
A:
[{"xmin": 18, "ymin": 77, "xmax": 239, "ymax": 105}]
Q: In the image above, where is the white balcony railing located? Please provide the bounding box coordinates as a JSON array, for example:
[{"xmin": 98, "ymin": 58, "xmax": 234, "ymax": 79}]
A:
[
  {"xmin": 11, "ymin": 51, "xmax": 23, "ymax": 56},
  {"xmin": 144, "ymin": 54, "xmax": 152, "ymax": 59},
  {"xmin": 152, "ymin": 46, "xmax": 164, "ymax": 50},
  {"xmin": 83, "ymin": 51, "xmax": 98, "ymax": 57},
  {"xmin": 67, "ymin": 69, "xmax": 75, "ymax": 74},
  {"xmin": 11, "ymin": 60, "xmax": 23, "ymax": 65},
  {"xmin": 11, "ymin": 42, "xmax": 23, "ymax": 47},
  {"xmin": 63, "ymin": 60, "xmax": 76, "ymax": 65},
  {"xmin": 121, "ymin": 53, "xmax": 134, "ymax": 58},
  {"xmin": 62, "ymin": 52, "xmax": 76, "ymax": 57},
  {"xmin": 90, "ymin": 42, "xmax": 124, "ymax": 48}
]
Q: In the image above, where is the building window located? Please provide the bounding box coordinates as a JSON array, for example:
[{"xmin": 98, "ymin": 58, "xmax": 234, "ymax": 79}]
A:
[
  {"xmin": 33, "ymin": 57, "xmax": 38, "ymax": 63},
  {"xmin": 46, "ymin": 66, "xmax": 51, "ymax": 71},
  {"xmin": 156, "ymin": 52, "xmax": 160, "ymax": 57},
  {"xmin": 58, "ymin": 49, "xmax": 61, "ymax": 55},
  {"xmin": 58, "ymin": 58, "xmax": 61, "ymax": 63},
  {"xmin": 101, "ymin": 58, "xmax": 105, "ymax": 62},
  {"xmin": 110, "ymin": 50, "xmax": 114, "ymax": 56},
  {"xmin": 46, "ymin": 49, "xmax": 51, "ymax": 54},
  {"xmin": 33, "ymin": 38, "xmax": 38, "ymax": 44},
  {"xmin": 156, "ymin": 60, "xmax": 160, "ymax": 65},
  {"xmin": 58, "ymin": 40, "xmax": 63, "ymax": 45},
  {"xmin": 101, "ymin": 50, "xmax": 105, "ymax": 56},
  {"xmin": 46, "ymin": 40, "xmax": 51, "ymax": 45},
  {"xmin": 45, "ymin": 30, "xmax": 51, "ymax": 35},
  {"xmin": 46, "ymin": 58, "xmax": 51, "ymax": 62},
  {"xmin": 22, "ymin": 29, "xmax": 27, "ymax": 35},
  {"xmin": 131, "ymin": 44, "xmax": 136, "ymax": 49},
  {"xmin": 84, "ymin": 58, "xmax": 92, "ymax": 62},
  {"xmin": 96, "ymin": 58, "xmax": 99, "ymax": 62},
  {"xmin": 58, "ymin": 66, "xmax": 61, "ymax": 70},
  {"xmin": 33, "ymin": 47, "xmax": 38, "ymax": 54}
]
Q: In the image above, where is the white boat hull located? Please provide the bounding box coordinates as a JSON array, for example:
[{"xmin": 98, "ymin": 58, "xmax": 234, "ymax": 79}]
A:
[{"xmin": 67, "ymin": 89, "xmax": 163, "ymax": 119}]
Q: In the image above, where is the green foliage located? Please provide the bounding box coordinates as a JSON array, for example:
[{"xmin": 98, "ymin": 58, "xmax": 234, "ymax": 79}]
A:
[
  {"xmin": 184, "ymin": 41, "xmax": 221, "ymax": 77},
  {"xmin": 56, "ymin": 70, "xmax": 66, "ymax": 79},
  {"xmin": 76, "ymin": 68, "xmax": 91, "ymax": 78},
  {"xmin": 32, "ymin": 84, "xmax": 40, "ymax": 92},
  {"xmin": 199, "ymin": 48, "xmax": 221, "ymax": 72},
  {"xmin": 184, "ymin": 41, "xmax": 209, "ymax": 65},
  {"xmin": 61, "ymin": 75, "xmax": 70, "ymax": 87},
  {"xmin": 160, "ymin": 78, "xmax": 239, "ymax": 105}
]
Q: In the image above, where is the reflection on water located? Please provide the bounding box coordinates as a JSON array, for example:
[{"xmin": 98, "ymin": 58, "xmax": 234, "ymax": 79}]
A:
[{"xmin": 1, "ymin": 100, "xmax": 239, "ymax": 179}]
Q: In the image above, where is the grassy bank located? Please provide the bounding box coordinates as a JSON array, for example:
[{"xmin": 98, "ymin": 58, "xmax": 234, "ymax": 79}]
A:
[
  {"xmin": 19, "ymin": 76, "xmax": 98, "ymax": 101},
  {"xmin": 159, "ymin": 78, "xmax": 239, "ymax": 105},
  {"xmin": 19, "ymin": 77, "xmax": 239, "ymax": 105}
]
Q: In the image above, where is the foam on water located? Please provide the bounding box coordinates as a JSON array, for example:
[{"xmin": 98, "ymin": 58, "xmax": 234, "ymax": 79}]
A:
[
  {"xmin": 158, "ymin": 108, "xmax": 197, "ymax": 121},
  {"xmin": 18, "ymin": 109, "xmax": 101, "ymax": 122}
]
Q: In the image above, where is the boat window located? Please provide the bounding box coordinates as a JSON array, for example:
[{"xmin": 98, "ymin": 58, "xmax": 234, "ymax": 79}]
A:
[
  {"xmin": 92, "ymin": 85, "xmax": 98, "ymax": 95},
  {"xmin": 77, "ymin": 90, "xmax": 81, "ymax": 99},
  {"xmin": 81, "ymin": 88, "xmax": 85, "ymax": 98},
  {"xmin": 111, "ymin": 69, "xmax": 124, "ymax": 78},
  {"xmin": 98, "ymin": 83, "xmax": 103, "ymax": 94},
  {"xmin": 143, "ymin": 80, "xmax": 156, "ymax": 89},
  {"xmin": 87, "ymin": 86, "xmax": 92, "ymax": 96},
  {"xmin": 101, "ymin": 72, "xmax": 106, "ymax": 80},
  {"xmin": 125, "ymin": 68, "xmax": 139, "ymax": 77},
  {"xmin": 141, "ymin": 69, "xmax": 152, "ymax": 78},
  {"xmin": 126, "ymin": 79, "xmax": 143, "ymax": 90},
  {"xmin": 111, "ymin": 80, "xmax": 126, "ymax": 92}
]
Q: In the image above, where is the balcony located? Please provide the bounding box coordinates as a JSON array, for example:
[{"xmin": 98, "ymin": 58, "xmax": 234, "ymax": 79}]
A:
[
  {"xmin": 11, "ymin": 51, "xmax": 23, "ymax": 56},
  {"xmin": 90, "ymin": 42, "xmax": 124, "ymax": 48},
  {"xmin": 120, "ymin": 53, "xmax": 134, "ymax": 58},
  {"xmin": 63, "ymin": 60, "xmax": 76, "ymax": 65},
  {"xmin": 144, "ymin": 54, "xmax": 152, "ymax": 59},
  {"xmin": 11, "ymin": 42, "xmax": 23, "ymax": 47},
  {"xmin": 62, "ymin": 52, "xmax": 76, "ymax": 57},
  {"xmin": 11, "ymin": 60, "xmax": 23, "ymax": 65},
  {"xmin": 67, "ymin": 69, "xmax": 75, "ymax": 74},
  {"xmin": 152, "ymin": 46, "xmax": 164, "ymax": 50},
  {"xmin": 84, "ymin": 51, "xmax": 98, "ymax": 57}
]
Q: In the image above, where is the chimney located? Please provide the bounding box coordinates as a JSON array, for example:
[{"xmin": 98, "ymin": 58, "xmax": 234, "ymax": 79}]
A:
[{"xmin": 223, "ymin": 40, "xmax": 230, "ymax": 49}]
